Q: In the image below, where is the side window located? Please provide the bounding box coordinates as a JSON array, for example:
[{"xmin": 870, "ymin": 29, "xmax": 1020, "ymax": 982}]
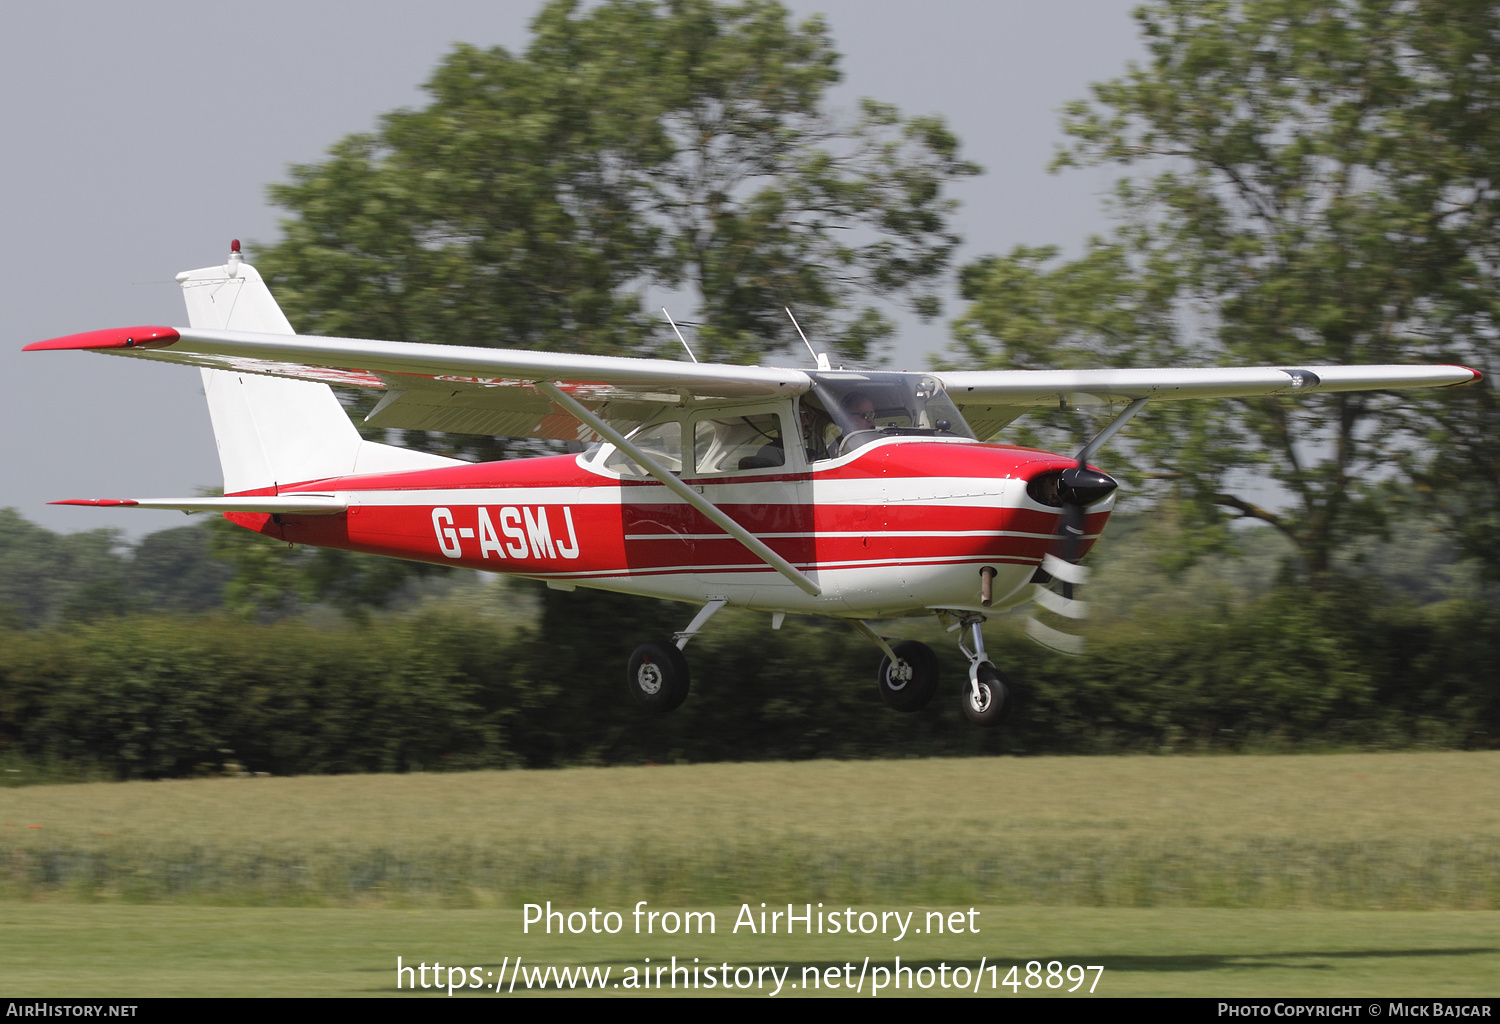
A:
[
  {"xmin": 692, "ymin": 412, "xmax": 786, "ymax": 474},
  {"xmin": 604, "ymin": 421, "xmax": 682, "ymax": 477},
  {"xmin": 799, "ymin": 395, "xmax": 838, "ymax": 462}
]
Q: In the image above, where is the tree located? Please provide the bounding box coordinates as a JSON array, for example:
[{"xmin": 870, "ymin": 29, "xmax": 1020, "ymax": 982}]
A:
[
  {"xmin": 949, "ymin": 0, "xmax": 1500, "ymax": 578},
  {"xmin": 245, "ymin": 0, "xmax": 978, "ymax": 609},
  {"xmin": 260, "ymin": 0, "xmax": 978, "ymax": 375}
]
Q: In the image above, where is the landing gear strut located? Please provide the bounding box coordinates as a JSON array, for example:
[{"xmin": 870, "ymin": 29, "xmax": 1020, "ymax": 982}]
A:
[
  {"xmin": 856, "ymin": 621, "xmax": 939, "ymax": 712},
  {"xmin": 877, "ymin": 640, "xmax": 940, "ymax": 711},
  {"xmin": 625, "ymin": 599, "xmax": 727, "ymax": 712},
  {"xmin": 955, "ymin": 614, "xmax": 1011, "ymax": 728}
]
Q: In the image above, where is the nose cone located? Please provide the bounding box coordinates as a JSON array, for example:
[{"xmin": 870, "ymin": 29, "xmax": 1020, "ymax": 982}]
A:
[{"xmin": 1058, "ymin": 467, "xmax": 1118, "ymax": 507}]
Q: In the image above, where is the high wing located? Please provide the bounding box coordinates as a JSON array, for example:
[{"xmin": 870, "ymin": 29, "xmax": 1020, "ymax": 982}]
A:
[
  {"xmin": 936, "ymin": 365, "xmax": 1481, "ymax": 440},
  {"xmin": 26, "ymin": 325, "xmax": 1479, "ymax": 443},
  {"xmin": 25, "ymin": 324, "xmax": 810, "ymax": 442}
]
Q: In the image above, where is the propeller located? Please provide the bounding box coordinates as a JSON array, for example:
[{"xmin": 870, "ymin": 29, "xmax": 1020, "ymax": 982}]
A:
[
  {"xmin": 1023, "ymin": 463, "xmax": 1119, "ymax": 655},
  {"xmin": 1017, "ymin": 398, "xmax": 1144, "ymax": 654}
]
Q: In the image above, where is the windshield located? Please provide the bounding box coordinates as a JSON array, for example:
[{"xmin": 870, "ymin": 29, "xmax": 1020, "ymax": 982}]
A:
[{"xmin": 806, "ymin": 371, "xmax": 974, "ymax": 457}]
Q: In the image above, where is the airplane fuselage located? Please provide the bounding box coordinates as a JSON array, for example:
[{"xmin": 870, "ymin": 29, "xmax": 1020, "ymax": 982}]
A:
[{"xmin": 230, "ymin": 435, "xmax": 1112, "ymax": 619}]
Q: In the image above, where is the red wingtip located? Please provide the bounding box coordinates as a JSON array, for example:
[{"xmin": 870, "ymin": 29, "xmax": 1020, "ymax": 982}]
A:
[
  {"xmin": 23, "ymin": 326, "xmax": 180, "ymax": 352},
  {"xmin": 1442, "ymin": 364, "xmax": 1484, "ymax": 386},
  {"xmin": 50, "ymin": 499, "xmax": 140, "ymax": 507}
]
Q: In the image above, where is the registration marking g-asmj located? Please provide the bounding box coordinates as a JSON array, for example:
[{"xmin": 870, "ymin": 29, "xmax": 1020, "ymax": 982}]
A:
[{"xmin": 432, "ymin": 505, "xmax": 581, "ymax": 561}]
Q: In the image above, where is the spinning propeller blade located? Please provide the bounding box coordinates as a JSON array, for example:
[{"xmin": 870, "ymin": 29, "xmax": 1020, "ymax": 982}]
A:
[{"xmin": 1023, "ymin": 458, "xmax": 1117, "ymax": 655}]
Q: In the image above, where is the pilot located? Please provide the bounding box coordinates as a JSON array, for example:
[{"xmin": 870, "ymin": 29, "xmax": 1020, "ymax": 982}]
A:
[
  {"xmin": 827, "ymin": 391, "xmax": 879, "ymax": 456},
  {"xmin": 842, "ymin": 391, "xmax": 877, "ymax": 431}
]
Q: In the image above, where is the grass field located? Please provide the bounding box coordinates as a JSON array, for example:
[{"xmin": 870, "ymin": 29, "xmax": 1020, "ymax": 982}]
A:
[
  {"xmin": 4, "ymin": 753, "xmax": 1499, "ymax": 996},
  {"xmin": 3, "ymin": 905, "xmax": 1498, "ymax": 996},
  {"xmin": 2, "ymin": 752, "xmax": 1497, "ymax": 908}
]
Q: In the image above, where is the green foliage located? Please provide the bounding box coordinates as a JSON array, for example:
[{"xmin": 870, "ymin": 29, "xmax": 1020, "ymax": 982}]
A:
[
  {"xmin": 0, "ymin": 509, "xmax": 231, "ymax": 627},
  {"xmin": 259, "ymin": 0, "xmax": 979, "ymax": 380},
  {"xmin": 203, "ymin": 513, "xmax": 460, "ymax": 619},
  {"xmin": 950, "ymin": 0, "xmax": 1500, "ymax": 577},
  {"xmin": 0, "ymin": 573, "xmax": 1494, "ymax": 781}
]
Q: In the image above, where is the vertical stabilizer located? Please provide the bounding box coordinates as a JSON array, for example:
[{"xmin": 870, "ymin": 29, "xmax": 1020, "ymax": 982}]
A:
[{"xmin": 179, "ymin": 244, "xmax": 460, "ymax": 493}]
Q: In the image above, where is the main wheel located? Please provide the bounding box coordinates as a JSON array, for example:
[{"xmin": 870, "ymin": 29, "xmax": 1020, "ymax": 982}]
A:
[
  {"xmin": 877, "ymin": 640, "xmax": 939, "ymax": 712},
  {"xmin": 626, "ymin": 639, "xmax": 691, "ymax": 711},
  {"xmin": 961, "ymin": 663, "xmax": 1011, "ymax": 728}
]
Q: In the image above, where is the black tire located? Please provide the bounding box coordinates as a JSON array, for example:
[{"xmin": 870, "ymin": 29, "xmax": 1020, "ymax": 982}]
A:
[
  {"xmin": 961, "ymin": 663, "xmax": 1011, "ymax": 728},
  {"xmin": 877, "ymin": 640, "xmax": 939, "ymax": 712},
  {"xmin": 626, "ymin": 639, "xmax": 691, "ymax": 711}
]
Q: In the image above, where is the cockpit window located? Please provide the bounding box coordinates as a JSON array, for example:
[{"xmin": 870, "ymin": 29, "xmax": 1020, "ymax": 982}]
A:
[{"xmin": 807, "ymin": 371, "xmax": 974, "ymax": 457}]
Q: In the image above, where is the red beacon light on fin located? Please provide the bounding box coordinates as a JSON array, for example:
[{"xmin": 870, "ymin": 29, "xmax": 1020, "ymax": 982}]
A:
[{"xmin": 230, "ymin": 239, "xmax": 241, "ymax": 254}]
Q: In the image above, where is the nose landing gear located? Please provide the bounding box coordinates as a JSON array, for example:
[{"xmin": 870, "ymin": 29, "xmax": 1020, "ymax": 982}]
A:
[{"xmin": 955, "ymin": 613, "xmax": 1011, "ymax": 728}]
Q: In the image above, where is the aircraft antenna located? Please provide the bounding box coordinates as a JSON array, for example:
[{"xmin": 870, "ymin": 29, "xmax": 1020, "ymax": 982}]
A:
[
  {"xmin": 662, "ymin": 307, "xmax": 698, "ymax": 364},
  {"xmin": 785, "ymin": 308, "xmax": 830, "ymax": 370}
]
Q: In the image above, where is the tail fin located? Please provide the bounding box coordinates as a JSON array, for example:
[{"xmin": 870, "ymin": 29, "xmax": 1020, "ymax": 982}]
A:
[{"xmin": 179, "ymin": 244, "xmax": 460, "ymax": 493}]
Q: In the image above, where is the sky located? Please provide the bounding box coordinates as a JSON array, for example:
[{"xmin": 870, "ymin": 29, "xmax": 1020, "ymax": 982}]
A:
[{"xmin": 0, "ymin": 1, "xmax": 1144, "ymax": 537}]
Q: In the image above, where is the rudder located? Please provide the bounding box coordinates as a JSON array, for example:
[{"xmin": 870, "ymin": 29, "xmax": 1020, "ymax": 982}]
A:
[{"xmin": 178, "ymin": 243, "xmax": 459, "ymax": 493}]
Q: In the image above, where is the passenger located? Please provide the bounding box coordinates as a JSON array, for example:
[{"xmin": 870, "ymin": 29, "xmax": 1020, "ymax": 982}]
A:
[
  {"xmin": 800, "ymin": 401, "xmax": 834, "ymax": 461},
  {"xmin": 737, "ymin": 422, "xmax": 786, "ymax": 470}
]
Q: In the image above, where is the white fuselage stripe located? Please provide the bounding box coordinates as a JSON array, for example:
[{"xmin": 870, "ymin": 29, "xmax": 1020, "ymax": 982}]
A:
[
  {"xmin": 527, "ymin": 554, "xmax": 1045, "ymax": 579},
  {"xmin": 621, "ymin": 529, "xmax": 1086, "ymax": 541},
  {"xmin": 306, "ymin": 476, "xmax": 1052, "ymax": 510}
]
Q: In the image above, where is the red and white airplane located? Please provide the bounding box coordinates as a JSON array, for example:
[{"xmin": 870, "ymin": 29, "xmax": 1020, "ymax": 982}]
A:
[{"xmin": 25, "ymin": 244, "xmax": 1482, "ymax": 725}]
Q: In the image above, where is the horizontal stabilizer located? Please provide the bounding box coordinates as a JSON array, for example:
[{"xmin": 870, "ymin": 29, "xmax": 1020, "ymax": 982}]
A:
[
  {"xmin": 22, "ymin": 326, "xmax": 180, "ymax": 352},
  {"xmin": 52, "ymin": 495, "xmax": 347, "ymax": 516}
]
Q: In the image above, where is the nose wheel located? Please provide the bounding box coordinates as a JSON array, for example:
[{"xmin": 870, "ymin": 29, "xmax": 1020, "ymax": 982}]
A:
[
  {"xmin": 962, "ymin": 662, "xmax": 1010, "ymax": 727},
  {"xmin": 955, "ymin": 613, "xmax": 1012, "ymax": 728}
]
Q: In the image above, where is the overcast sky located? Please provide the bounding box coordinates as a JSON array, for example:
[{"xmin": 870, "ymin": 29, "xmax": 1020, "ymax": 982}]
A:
[{"xmin": 0, "ymin": 1, "xmax": 1143, "ymax": 537}]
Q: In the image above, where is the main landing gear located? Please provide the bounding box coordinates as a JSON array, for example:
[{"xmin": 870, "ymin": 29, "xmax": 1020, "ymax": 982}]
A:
[
  {"xmin": 628, "ymin": 600, "xmax": 1012, "ymax": 728},
  {"xmin": 856, "ymin": 621, "xmax": 939, "ymax": 712},
  {"xmin": 858, "ymin": 614, "xmax": 1012, "ymax": 728},
  {"xmin": 625, "ymin": 599, "xmax": 726, "ymax": 712}
]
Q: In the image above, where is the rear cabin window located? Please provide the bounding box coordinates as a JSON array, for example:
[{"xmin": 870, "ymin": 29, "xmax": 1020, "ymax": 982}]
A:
[{"xmin": 692, "ymin": 412, "xmax": 787, "ymax": 474}]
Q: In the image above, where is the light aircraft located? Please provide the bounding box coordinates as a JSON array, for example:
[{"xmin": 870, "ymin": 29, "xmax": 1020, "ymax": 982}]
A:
[{"xmin": 25, "ymin": 244, "xmax": 1482, "ymax": 726}]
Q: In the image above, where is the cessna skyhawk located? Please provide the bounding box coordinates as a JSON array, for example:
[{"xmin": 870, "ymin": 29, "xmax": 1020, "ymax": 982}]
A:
[{"xmin": 25, "ymin": 245, "xmax": 1481, "ymax": 725}]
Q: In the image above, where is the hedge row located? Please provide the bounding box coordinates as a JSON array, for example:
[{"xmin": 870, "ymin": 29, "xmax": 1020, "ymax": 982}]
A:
[{"xmin": 1, "ymin": 582, "xmax": 1496, "ymax": 778}]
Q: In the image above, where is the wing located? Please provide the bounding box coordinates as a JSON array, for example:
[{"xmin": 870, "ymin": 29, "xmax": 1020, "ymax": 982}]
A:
[
  {"xmin": 935, "ymin": 365, "xmax": 1482, "ymax": 439},
  {"xmin": 24, "ymin": 326, "xmax": 812, "ymax": 441}
]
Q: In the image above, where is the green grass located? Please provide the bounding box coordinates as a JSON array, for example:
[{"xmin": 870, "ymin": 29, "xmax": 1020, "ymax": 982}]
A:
[
  {"xmin": 2, "ymin": 905, "xmax": 1498, "ymax": 996},
  {"xmin": 2, "ymin": 752, "xmax": 1498, "ymax": 908}
]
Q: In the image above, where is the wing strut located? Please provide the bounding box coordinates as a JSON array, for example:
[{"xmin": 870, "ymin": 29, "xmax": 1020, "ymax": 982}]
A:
[
  {"xmin": 1074, "ymin": 398, "xmax": 1148, "ymax": 463},
  {"xmin": 535, "ymin": 381, "xmax": 822, "ymax": 597}
]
